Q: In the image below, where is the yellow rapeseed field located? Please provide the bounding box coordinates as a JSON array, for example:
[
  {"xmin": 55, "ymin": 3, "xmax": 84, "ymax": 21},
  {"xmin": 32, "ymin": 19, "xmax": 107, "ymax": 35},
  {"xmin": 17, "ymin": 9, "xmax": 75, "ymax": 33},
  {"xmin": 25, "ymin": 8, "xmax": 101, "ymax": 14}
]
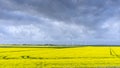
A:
[{"xmin": 0, "ymin": 45, "xmax": 120, "ymax": 68}]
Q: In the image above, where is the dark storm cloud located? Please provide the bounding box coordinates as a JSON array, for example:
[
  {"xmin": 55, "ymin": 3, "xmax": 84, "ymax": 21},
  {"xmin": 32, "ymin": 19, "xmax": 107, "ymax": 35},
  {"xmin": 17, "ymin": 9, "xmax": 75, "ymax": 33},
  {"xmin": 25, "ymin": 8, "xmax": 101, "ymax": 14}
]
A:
[
  {"xmin": 10, "ymin": 0, "xmax": 120, "ymax": 27},
  {"xmin": 0, "ymin": 0, "xmax": 119, "ymax": 24}
]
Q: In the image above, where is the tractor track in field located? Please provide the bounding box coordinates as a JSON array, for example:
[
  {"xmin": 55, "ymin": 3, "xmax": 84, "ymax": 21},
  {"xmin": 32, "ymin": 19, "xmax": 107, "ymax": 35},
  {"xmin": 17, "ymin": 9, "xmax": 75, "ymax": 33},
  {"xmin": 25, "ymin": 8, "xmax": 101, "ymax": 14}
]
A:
[{"xmin": 110, "ymin": 48, "xmax": 120, "ymax": 58}]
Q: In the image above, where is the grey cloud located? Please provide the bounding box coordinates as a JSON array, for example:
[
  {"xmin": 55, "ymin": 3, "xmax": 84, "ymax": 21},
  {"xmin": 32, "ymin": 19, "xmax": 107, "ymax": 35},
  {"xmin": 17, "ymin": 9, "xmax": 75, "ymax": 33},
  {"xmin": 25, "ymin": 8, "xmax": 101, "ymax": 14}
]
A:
[{"xmin": 0, "ymin": 0, "xmax": 120, "ymax": 44}]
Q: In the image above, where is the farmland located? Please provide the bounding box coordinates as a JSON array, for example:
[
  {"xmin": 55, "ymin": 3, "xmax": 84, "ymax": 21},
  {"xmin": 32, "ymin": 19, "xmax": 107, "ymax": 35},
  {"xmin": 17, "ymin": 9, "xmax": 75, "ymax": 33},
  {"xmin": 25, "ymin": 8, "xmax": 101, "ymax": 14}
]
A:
[{"xmin": 0, "ymin": 45, "xmax": 120, "ymax": 68}]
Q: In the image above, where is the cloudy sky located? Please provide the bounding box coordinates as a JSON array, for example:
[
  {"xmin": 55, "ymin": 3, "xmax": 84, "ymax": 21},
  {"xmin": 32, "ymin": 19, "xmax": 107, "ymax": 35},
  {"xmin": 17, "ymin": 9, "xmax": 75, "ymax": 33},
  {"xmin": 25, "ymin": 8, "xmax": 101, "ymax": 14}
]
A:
[{"xmin": 0, "ymin": 0, "xmax": 120, "ymax": 45}]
